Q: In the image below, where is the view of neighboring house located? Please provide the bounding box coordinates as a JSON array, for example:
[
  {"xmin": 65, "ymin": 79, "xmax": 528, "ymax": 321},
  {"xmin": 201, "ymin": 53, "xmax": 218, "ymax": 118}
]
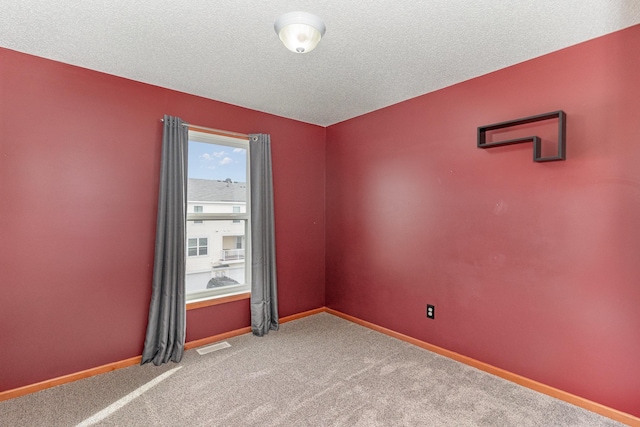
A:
[{"xmin": 186, "ymin": 178, "xmax": 247, "ymax": 296}]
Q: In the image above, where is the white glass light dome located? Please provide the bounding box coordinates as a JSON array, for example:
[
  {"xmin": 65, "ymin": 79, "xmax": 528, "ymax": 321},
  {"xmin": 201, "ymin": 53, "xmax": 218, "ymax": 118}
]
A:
[{"xmin": 274, "ymin": 12, "xmax": 326, "ymax": 54}]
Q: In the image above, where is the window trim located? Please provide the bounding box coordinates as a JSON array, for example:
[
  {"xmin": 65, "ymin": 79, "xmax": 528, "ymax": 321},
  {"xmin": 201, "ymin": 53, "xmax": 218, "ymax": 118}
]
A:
[
  {"xmin": 185, "ymin": 130, "xmax": 251, "ymax": 303},
  {"xmin": 186, "ymin": 292, "xmax": 250, "ymax": 311}
]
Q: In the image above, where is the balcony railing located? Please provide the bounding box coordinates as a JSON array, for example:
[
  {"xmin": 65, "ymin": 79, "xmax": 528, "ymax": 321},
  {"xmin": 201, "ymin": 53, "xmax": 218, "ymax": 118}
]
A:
[{"xmin": 220, "ymin": 248, "xmax": 245, "ymax": 261}]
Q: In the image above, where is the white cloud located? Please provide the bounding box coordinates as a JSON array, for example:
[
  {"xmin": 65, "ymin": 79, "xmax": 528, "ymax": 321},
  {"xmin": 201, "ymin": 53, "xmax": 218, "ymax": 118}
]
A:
[
  {"xmin": 219, "ymin": 157, "xmax": 233, "ymax": 165},
  {"xmin": 200, "ymin": 151, "xmax": 227, "ymax": 162},
  {"xmin": 233, "ymin": 148, "xmax": 244, "ymax": 153}
]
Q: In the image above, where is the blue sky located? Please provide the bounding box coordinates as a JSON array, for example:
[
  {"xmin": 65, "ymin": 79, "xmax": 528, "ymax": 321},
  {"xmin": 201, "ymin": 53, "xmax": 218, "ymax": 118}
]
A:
[{"xmin": 188, "ymin": 141, "xmax": 247, "ymax": 182}]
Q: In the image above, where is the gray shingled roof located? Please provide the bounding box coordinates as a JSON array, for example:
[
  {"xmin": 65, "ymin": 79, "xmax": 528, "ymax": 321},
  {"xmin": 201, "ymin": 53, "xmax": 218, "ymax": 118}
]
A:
[{"xmin": 188, "ymin": 178, "xmax": 246, "ymax": 203}]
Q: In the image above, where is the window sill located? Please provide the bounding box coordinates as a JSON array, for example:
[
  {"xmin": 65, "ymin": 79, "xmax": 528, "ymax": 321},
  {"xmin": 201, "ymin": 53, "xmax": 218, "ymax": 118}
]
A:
[{"xmin": 186, "ymin": 292, "xmax": 251, "ymax": 311}]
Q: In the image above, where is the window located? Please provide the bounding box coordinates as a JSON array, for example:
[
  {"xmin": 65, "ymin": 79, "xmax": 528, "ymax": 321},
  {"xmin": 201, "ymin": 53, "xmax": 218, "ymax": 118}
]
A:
[
  {"xmin": 187, "ymin": 237, "xmax": 208, "ymax": 256},
  {"xmin": 193, "ymin": 205, "xmax": 203, "ymax": 223},
  {"xmin": 185, "ymin": 130, "xmax": 250, "ymax": 302}
]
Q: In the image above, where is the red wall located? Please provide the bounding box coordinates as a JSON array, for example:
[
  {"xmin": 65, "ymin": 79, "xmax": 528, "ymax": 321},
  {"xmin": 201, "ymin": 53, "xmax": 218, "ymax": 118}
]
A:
[
  {"xmin": 0, "ymin": 48, "xmax": 326, "ymax": 391},
  {"xmin": 325, "ymin": 25, "xmax": 640, "ymax": 417},
  {"xmin": 2, "ymin": 23, "xmax": 639, "ymax": 418}
]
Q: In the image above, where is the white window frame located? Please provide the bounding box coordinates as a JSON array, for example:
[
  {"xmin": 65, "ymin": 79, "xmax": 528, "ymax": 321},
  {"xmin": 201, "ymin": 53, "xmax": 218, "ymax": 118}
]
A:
[
  {"xmin": 193, "ymin": 205, "xmax": 204, "ymax": 224},
  {"xmin": 185, "ymin": 130, "xmax": 251, "ymax": 303},
  {"xmin": 187, "ymin": 236, "xmax": 209, "ymax": 257}
]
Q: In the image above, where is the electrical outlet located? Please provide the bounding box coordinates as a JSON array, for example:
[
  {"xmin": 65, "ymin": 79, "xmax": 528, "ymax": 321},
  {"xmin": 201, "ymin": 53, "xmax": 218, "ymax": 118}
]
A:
[{"xmin": 426, "ymin": 304, "xmax": 435, "ymax": 319}]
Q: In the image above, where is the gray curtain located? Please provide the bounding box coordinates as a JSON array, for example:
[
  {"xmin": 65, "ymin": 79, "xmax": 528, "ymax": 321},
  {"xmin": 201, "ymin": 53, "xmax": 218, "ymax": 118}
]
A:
[
  {"xmin": 142, "ymin": 115, "xmax": 188, "ymax": 365},
  {"xmin": 249, "ymin": 134, "xmax": 279, "ymax": 336}
]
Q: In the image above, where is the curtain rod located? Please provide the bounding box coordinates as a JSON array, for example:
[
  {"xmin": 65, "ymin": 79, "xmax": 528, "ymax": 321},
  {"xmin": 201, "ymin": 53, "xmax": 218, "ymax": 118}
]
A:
[{"xmin": 160, "ymin": 119, "xmax": 249, "ymax": 140}]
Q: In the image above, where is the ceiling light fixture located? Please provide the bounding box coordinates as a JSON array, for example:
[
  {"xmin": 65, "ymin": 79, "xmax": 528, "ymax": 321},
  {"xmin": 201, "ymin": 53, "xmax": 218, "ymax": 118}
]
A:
[{"xmin": 274, "ymin": 11, "xmax": 326, "ymax": 54}]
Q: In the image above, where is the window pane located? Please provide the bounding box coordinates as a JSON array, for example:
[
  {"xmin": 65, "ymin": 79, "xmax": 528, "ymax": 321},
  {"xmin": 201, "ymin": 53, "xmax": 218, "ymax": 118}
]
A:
[
  {"xmin": 186, "ymin": 131, "xmax": 250, "ymax": 301},
  {"xmin": 187, "ymin": 141, "xmax": 247, "ymax": 214},
  {"xmin": 185, "ymin": 219, "xmax": 247, "ymax": 296}
]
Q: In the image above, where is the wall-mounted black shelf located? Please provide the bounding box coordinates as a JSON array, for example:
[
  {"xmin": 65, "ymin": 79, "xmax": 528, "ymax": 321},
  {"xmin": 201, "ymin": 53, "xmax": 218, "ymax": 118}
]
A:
[{"xmin": 477, "ymin": 110, "xmax": 566, "ymax": 162}]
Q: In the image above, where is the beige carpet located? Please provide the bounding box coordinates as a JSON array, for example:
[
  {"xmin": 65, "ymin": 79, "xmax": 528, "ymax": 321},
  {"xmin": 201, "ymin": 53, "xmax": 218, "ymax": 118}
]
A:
[{"xmin": 0, "ymin": 313, "xmax": 624, "ymax": 426}]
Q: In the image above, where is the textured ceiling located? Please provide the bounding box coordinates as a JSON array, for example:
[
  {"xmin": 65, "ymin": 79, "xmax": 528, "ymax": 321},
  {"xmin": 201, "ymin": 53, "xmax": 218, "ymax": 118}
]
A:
[{"xmin": 1, "ymin": 1, "xmax": 640, "ymax": 126}]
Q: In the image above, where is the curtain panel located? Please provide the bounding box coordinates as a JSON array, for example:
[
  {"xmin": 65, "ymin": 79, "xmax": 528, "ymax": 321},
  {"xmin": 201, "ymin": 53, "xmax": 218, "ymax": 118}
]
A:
[
  {"xmin": 249, "ymin": 134, "xmax": 279, "ymax": 336},
  {"xmin": 141, "ymin": 115, "xmax": 188, "ymax": 365}
]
